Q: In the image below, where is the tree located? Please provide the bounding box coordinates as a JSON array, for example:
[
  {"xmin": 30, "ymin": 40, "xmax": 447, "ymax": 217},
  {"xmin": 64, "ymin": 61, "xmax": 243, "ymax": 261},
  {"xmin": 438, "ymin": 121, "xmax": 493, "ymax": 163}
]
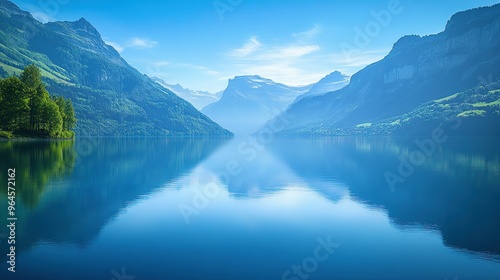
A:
[
  {"xmin": 64, "ymin": 98, "xmax": 76, "ymax": 130},
  {"xmin": 0, "ymin": 64, "xmax": 76, "ymax": 138},
  {"xmin": 54, "ymin": 96, "xmax": 66, "ymax": 129},
  {"xmin": 20, "ymin": 64, "xmax": 43, "ymax": 89},
  {"xmin": 54, "ymin": 96, "xmax": 76, "ymax": 131},
  {"xmin": 21, "ymin": 64, "xmax": 48, "ymax": 131},
  {"xmin": 41, "ymin": 98, "xmax": 62, "ymax": 137},
  {"xmin": 0, "ymin": 76, "xmax": 29, "ymax": 130}
]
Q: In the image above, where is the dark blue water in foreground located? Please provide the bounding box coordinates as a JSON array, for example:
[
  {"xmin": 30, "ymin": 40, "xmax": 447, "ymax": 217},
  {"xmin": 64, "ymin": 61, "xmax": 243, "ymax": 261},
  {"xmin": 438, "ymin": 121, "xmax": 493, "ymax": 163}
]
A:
[{"xmin": 0, "ymin": 137, "xmax": 499, "ymax": 280}]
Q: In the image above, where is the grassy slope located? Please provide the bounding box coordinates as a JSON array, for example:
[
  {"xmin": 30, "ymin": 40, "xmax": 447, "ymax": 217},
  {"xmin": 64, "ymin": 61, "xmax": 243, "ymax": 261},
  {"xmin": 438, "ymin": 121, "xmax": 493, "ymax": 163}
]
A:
[
  {"xmin": 293, "ymin": 83, "xmax": 500, "ymax": 136},
  {"xmin": 354, "ymin": 84, "xmax": 500, "ymax": 136}
]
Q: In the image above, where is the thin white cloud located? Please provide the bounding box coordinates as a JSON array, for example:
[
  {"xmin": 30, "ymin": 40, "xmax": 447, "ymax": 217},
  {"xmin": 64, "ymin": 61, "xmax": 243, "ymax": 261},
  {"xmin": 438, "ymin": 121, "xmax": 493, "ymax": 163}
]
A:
[
  {"xmin": 292, "ymin": 25, "xmax": 321, "ymax": 41},
  {"xmin": 104, "ymin": 37, "xmax": 159, "ymax": 53},
  {"xmin": 256, "ymin": 45, "xmax": 320, "ymax": 61},
  {"xmin": 227, "ymin": 32, "xmax": 320, "ymax": 62},
  {"xmin": 224, "ymin": 29, "xmax": 325, "ymax": 86},
  {"xmin": 222, "ymin": 27, "xmax": 391, "ymax": 87},
  {"xmin": 238, "ymin": 62, "xmax": 327, "ymax": 86},
  {"xmin": 129, "ymin": 37, "xmax": 158, "ymax": 49},
  {"xmin": 176, "ymin": 63, "xmax": 221, "ymax": 76},
  {"xmin": 228, "ymin": 36, "xmax": 262, "ymax": 57},
  {"xmin": 329, "ymin": 49, "xmax": 389, "ymax": 68},
  {"xmin": 146, "ymin": 61, "xmax": 219, "ymax": 77},
  {"xmin": 155, "ymin": 61, "xmax": 171, "ymax": 67}
]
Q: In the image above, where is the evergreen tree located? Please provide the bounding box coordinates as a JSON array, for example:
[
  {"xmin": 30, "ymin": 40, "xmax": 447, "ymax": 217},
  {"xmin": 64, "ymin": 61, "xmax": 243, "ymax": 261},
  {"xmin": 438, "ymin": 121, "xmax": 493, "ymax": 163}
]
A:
[
  {"xmin": 54, "ymin": 96, "xmax": 76, "ymax": 131},
  {"xmin": 0, "ymin": 76, "xmax": 29, "ymax": 130},
  {"xmin": 54, "ymin": 96, "xmax": 67, "ymax": 129},
  {"xmin": 21, "ymin": 64, "xmax": 47, "ymax": 131},
  {"xmin": 20, "ymin": 64, "xmax": 43, "ymax": 89},
  {"xmin": 41, "ymin": 99, "xmax": 63, "ymax": 136}
]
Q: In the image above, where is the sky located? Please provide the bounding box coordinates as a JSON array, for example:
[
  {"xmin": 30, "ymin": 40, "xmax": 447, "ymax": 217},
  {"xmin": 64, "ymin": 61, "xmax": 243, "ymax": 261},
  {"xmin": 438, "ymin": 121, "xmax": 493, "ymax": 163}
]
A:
[{"xmin": 11, "ymin": 0, "xmax": 500, "ymax": 92}]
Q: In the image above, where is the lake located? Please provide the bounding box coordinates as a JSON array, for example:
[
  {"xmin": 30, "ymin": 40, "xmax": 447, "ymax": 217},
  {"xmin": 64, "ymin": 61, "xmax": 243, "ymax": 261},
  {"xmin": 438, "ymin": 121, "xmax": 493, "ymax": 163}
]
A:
[{"xmin": 0, "ymin": 137, "xmax": 499, "ymax": 280}]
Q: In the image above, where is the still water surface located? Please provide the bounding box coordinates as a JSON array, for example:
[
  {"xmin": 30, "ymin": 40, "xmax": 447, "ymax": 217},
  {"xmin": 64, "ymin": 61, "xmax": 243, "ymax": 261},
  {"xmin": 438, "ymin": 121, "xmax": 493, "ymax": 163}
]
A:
[{"xmin": 0, "ymin": 137, "xmax": 499, "ymax": 280}]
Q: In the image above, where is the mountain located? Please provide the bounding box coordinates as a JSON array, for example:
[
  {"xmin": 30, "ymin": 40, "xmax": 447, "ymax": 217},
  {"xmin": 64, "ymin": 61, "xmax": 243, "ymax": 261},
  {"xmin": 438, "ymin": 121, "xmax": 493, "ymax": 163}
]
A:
[
  {"xmin": 292, "ymin": 71, "xmax": 350, "ymax": 103},
  {"xmin": 202, "ymin": 75, "xmax": 311, "ymax": 135},
  {"xmin": 0, "ymin": 0, "xmax": 231, "ymax": 136},
  {"xmin": 271, "ymin": 4, "xmax": 500, "ymax": 136},
  {"xmin": 350, "ymin": 82, "xmax": 500, "ymax": 136},
  {"xmin": 151, "ymin": 76, "xmax": 222, "ymax": 110}
]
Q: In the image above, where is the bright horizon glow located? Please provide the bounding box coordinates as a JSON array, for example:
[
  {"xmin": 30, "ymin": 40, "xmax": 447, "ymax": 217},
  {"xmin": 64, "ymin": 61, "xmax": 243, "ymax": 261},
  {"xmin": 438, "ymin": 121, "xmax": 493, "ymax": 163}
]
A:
[{"xmin": 10, "ymin": 0, "xmax": 500, "ymax": 92}]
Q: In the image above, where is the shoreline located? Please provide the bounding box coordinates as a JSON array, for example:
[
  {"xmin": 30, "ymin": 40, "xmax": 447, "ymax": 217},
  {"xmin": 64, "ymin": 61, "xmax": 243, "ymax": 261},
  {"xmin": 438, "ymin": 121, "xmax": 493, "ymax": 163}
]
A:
[{"xmin": 0, "ymin": 131, "xmax": 75, "ymax": 140}]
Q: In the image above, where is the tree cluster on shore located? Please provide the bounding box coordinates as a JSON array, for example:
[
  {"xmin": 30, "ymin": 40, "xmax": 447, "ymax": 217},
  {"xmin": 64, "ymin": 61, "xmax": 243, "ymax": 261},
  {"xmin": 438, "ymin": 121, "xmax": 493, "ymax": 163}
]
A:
[{"xmin": 0, "ymin": 65, "xmax": 75, "ymax": 138}]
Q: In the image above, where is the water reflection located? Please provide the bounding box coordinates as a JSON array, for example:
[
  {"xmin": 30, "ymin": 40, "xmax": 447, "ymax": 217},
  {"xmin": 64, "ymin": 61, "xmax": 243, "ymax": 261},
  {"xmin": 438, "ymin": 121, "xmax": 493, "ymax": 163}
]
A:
[
  {"xmin": 0, "ymin": 141, "xmax": 75, "ymax": 208},
  {"xmin": 0, "ymin": 136, "xmax": 498, "ymax": 279},
  {"xmin": 0, "ymin": 138, "xmax": 227, "ymax": 262},
  {"xmin": 265, "ymin": 137, "xmax": 500, "ymax": 258},
  {"xmin": 192, "ymin": 136, "xmax": 500, "ymax": 260}
]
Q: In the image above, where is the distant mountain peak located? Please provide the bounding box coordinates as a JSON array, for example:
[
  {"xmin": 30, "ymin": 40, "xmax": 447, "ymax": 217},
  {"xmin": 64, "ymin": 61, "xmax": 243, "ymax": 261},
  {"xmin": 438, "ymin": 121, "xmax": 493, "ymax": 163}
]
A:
[
  {"xmin": 39, "ymin": 16, "xmax": 108, "ymax": 55},
  {"xmin": 151, "ymin": 76, "xmax": 222, "ymax": 110},
  {"xmin": 76, "ymin": 17, "xmax": 92, "ymax": 26},
  {"xmin": 229, "ymin": 75, "xmax": 278, "ymax": 88},
  {"xmin": 203, "ymin": 75, "xmax": 310, "ymax": 134},
  {"xmin": 234, "ymin": 74, "xmax": 262, "ymax": 79},
  {"xmin": 232, "ymin": 75, "xmax": 271, "ymax": 82},
  {"xmin": 291, "ymin": 70, "xmax": 350, "ymax": 104},
  {"xmin": 322, "ymin": 71, "xmax": 349, "ymax": 81},
  {"xmin": 66, "ymin": 17, "xmax": 101, "ymax": 38}
]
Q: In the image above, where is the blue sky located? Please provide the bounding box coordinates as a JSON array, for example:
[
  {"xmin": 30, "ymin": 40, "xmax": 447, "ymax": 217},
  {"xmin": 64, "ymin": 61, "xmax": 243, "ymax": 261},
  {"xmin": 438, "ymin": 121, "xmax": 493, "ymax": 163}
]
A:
[{"xmin": 11, "ymin": 0, "xmax": 500, "ymax": 92}]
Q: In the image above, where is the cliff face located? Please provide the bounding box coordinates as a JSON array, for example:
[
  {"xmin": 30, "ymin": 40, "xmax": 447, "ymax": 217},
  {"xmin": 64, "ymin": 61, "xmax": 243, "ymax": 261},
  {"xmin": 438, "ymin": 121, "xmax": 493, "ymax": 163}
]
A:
[{"xmin": 272, "ymin": 4, "xmax": 500, "ymax": 135}]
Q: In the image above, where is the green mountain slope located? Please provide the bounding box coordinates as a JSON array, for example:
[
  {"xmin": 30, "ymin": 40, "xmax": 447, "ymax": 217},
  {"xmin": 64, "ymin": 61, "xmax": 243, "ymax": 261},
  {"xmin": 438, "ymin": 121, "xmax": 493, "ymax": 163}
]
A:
[
  {"xmin": 330, "ymin": 82, "xmax": 500, "ymax": 136},
  {"xmin": 0, "ymin": 0, "xmax": 232, "ymax": 136}
]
